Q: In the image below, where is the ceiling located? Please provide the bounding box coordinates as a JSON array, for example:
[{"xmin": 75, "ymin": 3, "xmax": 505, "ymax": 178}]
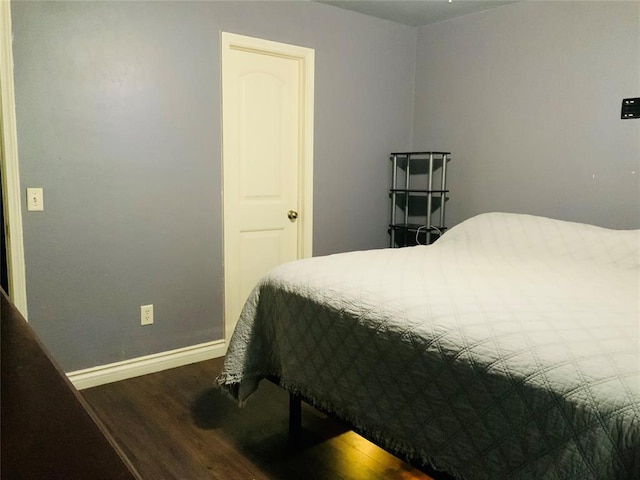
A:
[{"xmin": 316, "ymin": 1, "xmax": 516, "ymax": 27}]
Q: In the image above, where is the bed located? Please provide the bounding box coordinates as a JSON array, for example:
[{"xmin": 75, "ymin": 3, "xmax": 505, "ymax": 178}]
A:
[{"xmin": 217, "ymin": 212, "xmax": 640, "ymax": 479}]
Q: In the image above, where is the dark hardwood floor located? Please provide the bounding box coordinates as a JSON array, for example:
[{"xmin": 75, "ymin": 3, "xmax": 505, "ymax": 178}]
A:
[{"xmin": 82, "ymin": 357, "xmax": 453, "ymax": 480}]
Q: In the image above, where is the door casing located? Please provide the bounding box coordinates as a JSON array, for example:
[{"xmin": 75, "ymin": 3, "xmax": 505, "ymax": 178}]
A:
[{"xmin": 0, "ymin": 1, "xmax": 28, "ymax": 316}]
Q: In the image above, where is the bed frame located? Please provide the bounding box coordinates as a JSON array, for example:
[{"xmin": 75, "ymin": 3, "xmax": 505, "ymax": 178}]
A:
[{"xmin": 284, "ymin": 387, "xmax": 454, "ymax": 480}]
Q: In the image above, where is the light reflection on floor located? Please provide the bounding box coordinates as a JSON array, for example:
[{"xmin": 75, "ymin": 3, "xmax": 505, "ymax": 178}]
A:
[{"xmin": 330, "ymin": 430, "xmax": 435, "ymax": 480}]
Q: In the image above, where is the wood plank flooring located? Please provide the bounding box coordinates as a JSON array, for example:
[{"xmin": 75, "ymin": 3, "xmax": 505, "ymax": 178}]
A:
[{"xmin": 82, "ymin": 357, "xmax": 455, "ymax": 480}]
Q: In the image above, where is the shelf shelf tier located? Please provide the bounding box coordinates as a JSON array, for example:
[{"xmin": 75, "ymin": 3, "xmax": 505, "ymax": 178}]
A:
[
  {"xmin": 389, "ymin": 224, "xmax": 448, "ymax": 247},
  {"xmin": 390, "ymin": 189, "xmax": 449, "ymax": 194},
  {"xmin": 389, "ymin": 223, "xmax": 449, "ymax": 232},
  {"xmin": 390, "ymin": 151, "xmax": 450, "ymax": 247}
]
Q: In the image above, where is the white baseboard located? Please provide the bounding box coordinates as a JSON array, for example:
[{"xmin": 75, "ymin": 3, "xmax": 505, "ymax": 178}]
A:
[{"xmin": 67, "ymin": 339, "xmax": 226, "ymax": 390}]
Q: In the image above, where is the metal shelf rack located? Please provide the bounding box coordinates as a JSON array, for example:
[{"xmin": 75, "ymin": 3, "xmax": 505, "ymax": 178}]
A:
[{"xmin": 389, "ymin": 151, "xmax": 450, "ymax": 247}]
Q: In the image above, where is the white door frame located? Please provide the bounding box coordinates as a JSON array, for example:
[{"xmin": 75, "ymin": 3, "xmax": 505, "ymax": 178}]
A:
[
  {"xmin": 221, "ymin": 32, "xmax": 314, "ymax": 344},
  {"xmin": 0, "ymin": 1, "xmax": 28, "ymax": 317}
]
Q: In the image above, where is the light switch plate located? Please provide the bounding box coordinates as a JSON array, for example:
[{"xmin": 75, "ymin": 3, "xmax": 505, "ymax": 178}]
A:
[{"xmin": 27, "ymin": 187, "xmax": 44, "ymax": 211}]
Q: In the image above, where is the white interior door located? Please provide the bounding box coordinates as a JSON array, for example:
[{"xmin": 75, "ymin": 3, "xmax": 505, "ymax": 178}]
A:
[{"xmin": 221, "ymin": 32, "xmax": 314, "ymax": 343}]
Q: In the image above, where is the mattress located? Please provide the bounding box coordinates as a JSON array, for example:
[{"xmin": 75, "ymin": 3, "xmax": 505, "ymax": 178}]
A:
[{"xmin": 217, "ymin": 212, "xmax": 640, "ymax": 479}]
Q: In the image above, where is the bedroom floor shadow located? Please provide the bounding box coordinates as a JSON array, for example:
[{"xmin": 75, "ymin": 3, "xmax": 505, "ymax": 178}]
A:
[{"xmin": 83, "ymin": 357, "xmax": 453, "ymax": 480}]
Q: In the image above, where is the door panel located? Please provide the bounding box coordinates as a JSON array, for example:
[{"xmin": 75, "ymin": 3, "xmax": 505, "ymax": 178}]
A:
[{"xmin": 222, "ymin": 33, "xmax": 314, "ymax": 342}]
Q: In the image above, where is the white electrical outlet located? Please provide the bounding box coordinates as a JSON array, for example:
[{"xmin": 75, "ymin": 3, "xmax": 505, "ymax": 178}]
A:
[{"xmin": 140, "ymin": 304, "xmax": 154, "ymax": 326}]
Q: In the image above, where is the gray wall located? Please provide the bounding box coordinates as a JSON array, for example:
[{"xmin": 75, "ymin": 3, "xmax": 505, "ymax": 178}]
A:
[
  {"xmin": 13, "ymin": 0, "xmax": 639, "ymax": 373},
  {"xmin": 413, "ymin": 1, "xmax": 640, "ymax": 229},
  {"xmin": 11, "ymin": 1, "xmax": 416, "ymax": 371}
]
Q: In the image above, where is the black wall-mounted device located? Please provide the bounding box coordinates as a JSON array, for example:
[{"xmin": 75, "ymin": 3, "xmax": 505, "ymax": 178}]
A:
[{"xmin": 621, "ymin": 98, "xmax": 640, "ymax": 119}]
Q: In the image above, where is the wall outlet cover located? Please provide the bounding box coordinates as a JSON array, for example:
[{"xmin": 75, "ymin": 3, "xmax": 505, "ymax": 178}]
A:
[{"xmin": 140, "ymin": 304, "xmax": 154, "ymax": 325}]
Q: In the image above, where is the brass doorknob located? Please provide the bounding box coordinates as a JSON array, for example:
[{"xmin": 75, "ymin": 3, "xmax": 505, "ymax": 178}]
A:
[{"xmin": 287, "ymin": 210, "xmax": 298, "ymax": 221}]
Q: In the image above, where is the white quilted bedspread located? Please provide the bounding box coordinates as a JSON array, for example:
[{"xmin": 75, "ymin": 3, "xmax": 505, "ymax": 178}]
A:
[{"xmin": 217, "ymin": 212, "xmax": 640, "ymax": 479}]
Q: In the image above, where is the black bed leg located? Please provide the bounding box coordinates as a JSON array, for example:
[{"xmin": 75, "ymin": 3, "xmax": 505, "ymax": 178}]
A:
[{"xmin": 289, "ymin": 393, "xmax": 302, "ymax": 436}]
